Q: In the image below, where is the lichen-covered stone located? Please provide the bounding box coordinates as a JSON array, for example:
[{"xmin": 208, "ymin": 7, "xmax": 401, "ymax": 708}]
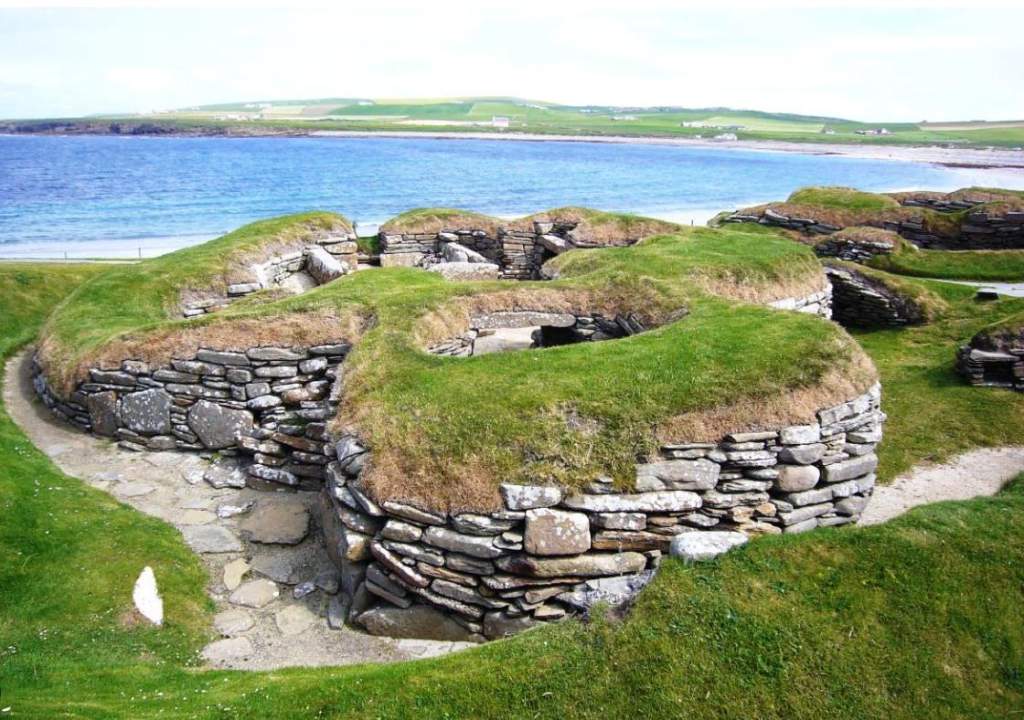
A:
[
  {"xmin": 187, "ymin": 400, "xmax": 253, "ymax": 449},
  {"xmin": 523, "ymin": 508, "xmax": 591, "ymax": 556},
  {"xmin": 119, "ymin": 388, "xmax": 172, "ymax": 435}
]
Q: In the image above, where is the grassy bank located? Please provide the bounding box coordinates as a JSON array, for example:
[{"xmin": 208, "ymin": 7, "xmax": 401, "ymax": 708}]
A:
[
  {"xmin": 6, "ymin": 97, "xmax": 1024, "ymax": 148},
  {"xmin": 868, "ymin": 246, "xmax": 1024, "ymax": 281},
  {"xmin": 3, "ymin": 261, "xmax": 1024, "ymax": 717}
]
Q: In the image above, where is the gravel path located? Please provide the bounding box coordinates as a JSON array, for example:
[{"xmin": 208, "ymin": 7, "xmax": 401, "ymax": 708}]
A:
[
  {"xmin": 860, "ymin": 446, "xmax": 1024, "ymax": 525},
  {"xmin": 4, "ymin": 350, "xmax": 473, "ymax": 670}
]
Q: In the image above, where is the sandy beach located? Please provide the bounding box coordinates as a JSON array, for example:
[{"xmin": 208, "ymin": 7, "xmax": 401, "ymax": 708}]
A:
[{"xmin": 312, "ymin": 129, "xmax": 1024, "ymax": 172}]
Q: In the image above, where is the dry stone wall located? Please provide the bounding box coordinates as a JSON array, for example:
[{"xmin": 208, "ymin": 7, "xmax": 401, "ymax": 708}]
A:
[
  {"xmin": 825, "ymin": 266, "xmax": 924, "ymax": 328},
  {"xmin": 319, "ymin": 384, "xmax": 883, "ymax": 641},
  {"xmin": 182, "ymin": 234, "xmax": 358, "ymax": 318},
  {"xmin": 33, "ymin": 342, "xmax": 350, "ymax": 489},
  {"xmin": 723, "ymin": 203, "xmax": 1024, "ymax": 250},
  {"xmin": 380, "ymin": 219, "xmax": 602, "ymax": 280}
]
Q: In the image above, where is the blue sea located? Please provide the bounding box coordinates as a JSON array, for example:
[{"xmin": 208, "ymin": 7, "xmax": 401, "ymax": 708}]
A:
[{"xmin": 1, "ymin": 134, "xmax": 1022, "ymax": 258}]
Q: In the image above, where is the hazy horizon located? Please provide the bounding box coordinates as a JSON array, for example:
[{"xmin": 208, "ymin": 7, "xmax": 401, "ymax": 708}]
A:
[{"xmin": 2, "ymin": 1, "xmax": 1023, "ymax": 122}]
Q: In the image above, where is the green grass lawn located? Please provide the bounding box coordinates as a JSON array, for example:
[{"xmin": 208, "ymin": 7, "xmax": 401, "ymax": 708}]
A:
[
  {"xmin": 868, "ymin": 247, "xmax": 1024, "ymax": 282},
  {"xmin": 3, "ymin": 258, "xmax": 1024, "ymax": 718}
]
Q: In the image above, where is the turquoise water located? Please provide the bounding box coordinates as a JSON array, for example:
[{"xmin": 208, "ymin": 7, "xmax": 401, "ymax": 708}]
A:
[{"xmin": 1, "ymin": 133, "xmax": 1020, "ymax": 258}]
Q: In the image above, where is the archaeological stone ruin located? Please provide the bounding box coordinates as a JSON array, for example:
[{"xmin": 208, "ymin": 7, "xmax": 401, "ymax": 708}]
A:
[{"xmin": 31, "ymin": 206, "xmax": 887, "ymax": 643}]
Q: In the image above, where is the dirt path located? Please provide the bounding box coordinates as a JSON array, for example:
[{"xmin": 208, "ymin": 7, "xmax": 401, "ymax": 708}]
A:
[
  {"xmin": 860, "ymin": 446, "xmax": 1024, "ymax": 525},
  {"xmin": 3, "ymin": 350, "xmax": 473, "ymax": 670}
]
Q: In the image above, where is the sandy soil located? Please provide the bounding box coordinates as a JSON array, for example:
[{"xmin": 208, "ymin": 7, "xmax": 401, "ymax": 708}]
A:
[{"xmin": 312, "ymin": 130, "xmax": 1024, "ymax": 172}]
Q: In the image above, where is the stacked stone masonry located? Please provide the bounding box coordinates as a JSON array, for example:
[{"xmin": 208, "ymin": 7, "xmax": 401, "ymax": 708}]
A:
[
  {"xmin": 33, "ymin": 343, "xmax": 351, "ymax": 489},
  {"xmin": 957, "ymin": 345, "xmax": 1024, "ymax": 391},
  {"xmin": 32, "ymin": 225, "xmax": 873, "ymax": 640},
  {"xmin": 824, "ymin": 266, "xmax": 924, "ymax": 328},
  {"xmin": 380, "ymin": 219, "xmax": 613, "ymax": 280},
  {"xmin": 319, "ymin": 384, "xmax": 883, "ymax": 641},
  {"xmin": 724, "ymin": 202, "xmax": 1024, "ymax": 251},
  {"xmin": 181, "ymin": 232, "xmax": 358, "ymax": 318}
]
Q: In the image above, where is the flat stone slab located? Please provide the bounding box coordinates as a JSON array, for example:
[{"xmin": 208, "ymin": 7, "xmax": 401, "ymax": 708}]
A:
[
  {"xmin": 472, "ymin": 327, "xmax": 537, "ymax": 355},
  {"xmin": 214, "ymin": 608, "xmax": 255, "ymax": 637},
  {"xmin": 202, "ymin": 637, "xmax": 254, "ymax": 665},
  {"xmin": 669, "ymin": 531, "xmax": 748, "ymax": 563},
  {"xmin": 239, "ymin": 501, "xmax": 310, "ymax": 545},
  {"xmin": 222, "ymin": 558, "xmax": 250, "ymax": 591},
  {"xmin": 178, "ymin": 509, "xmax": 216, "ymax": 525},
  {"xmin": 359, "ymin": 604, "xmax": 478, "ymax": 642},
  {"xmin": 182, "ymin": 525, "xmax": 243, "ymax": 554},
  {"xmin": 472, "ymin": 311, "xmax": 576, "ymax": 329},
  {"xmin": 116, "ymin": 481, "xmax": 157, "ymax": 498},
  {"xmin": 274, "ymin": 604, "xmax": 317, "ymax": 636},
  {"xmin": 229, "ymin": 579, "xmax": 279, "ymax": 608}
]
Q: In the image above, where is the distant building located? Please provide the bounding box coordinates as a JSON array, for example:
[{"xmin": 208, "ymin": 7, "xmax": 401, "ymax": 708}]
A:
[
  {"xmin": 821, "ymin": 127, "xmax": 836, "ymax": 135},
  {"xmin": 855, "ymin": 128, "xmax": 891, "ymax": 136},
  {"xmin": 611, "ymin": 115, "xmax": 638, "ymax": 121},
  {"xmin": 491, "ymin": 116, "xmax": 510, "ymax": 128},
  {"xmin": 713, "ymin": 132, "xmax": 738, "ymax": 141}
]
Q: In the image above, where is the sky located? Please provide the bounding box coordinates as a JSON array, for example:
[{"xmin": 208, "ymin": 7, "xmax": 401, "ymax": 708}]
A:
[{"xmin": 1, "ymin": 1, "xmax": 1022, "ymax": 121}]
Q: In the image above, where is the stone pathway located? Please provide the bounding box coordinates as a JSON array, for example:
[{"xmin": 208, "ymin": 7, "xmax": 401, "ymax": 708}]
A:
[
  {"xmin": 933, "ymin": 279, "xmax": 1024, "ymax": 298},
  {"xmin": 4, "ymin": 350, "xmax": 474, "ymax": 670}
]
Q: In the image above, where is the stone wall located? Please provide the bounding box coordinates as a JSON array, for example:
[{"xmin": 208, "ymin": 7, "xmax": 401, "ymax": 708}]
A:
[
  {"xmin": 319, "ymin": 384, "xmax": 883, "ymax": 641},
  {"xmin": 380, "ymin": 219, "xmax": 600, "ymax": 281},
  {"xmin": 182, "ymin": 235, "xmax": 358, "ymax": 318},
  {"xmin": 825, "ymin": 266, "xmax": 924, "ymax": 328},
  {"xmin": 723, "ymin": 205, "xmax": 1024, "ymax": 251},
  {"xmin": 427, "ymin": 310, "xmax": 654, "ymax": 357},
  {"xmin": 33, "ymin": 343, "xmax": 350, "ymax": 490},
  {"xmin": 767, "ymin": 286, "xmax": 832, "ymax": 318}
]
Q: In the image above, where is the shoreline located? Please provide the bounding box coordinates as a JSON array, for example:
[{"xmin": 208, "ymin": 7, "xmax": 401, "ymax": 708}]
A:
[
  {"xmin": 3, "ymin": 126, "xmax": 1024, "ymax": 172},
  {"xmin": 310, "ymin": 130, "xmax": 1024, "ymax": 171}
]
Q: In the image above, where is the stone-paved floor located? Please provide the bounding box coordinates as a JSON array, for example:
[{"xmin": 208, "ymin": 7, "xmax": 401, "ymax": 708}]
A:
[{"xmin": 4, "ymin": 350, "xmax": 474, "ymax": 670}]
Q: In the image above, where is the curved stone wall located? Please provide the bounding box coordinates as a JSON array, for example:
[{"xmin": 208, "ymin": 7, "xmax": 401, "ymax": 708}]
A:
[
  {"xmin": 319, "ymin": 383, "xmax": 882, "ymax": 641},
  {"xmin": 33, "ymin": 343, "xmax": 349, "ymax": 489}
]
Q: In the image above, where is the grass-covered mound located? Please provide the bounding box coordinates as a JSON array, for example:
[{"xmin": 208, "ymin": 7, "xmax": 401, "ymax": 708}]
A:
[
  {"xmin": 381, "ymin": 206, "xmax": 679, "ymax": 246},
  {"xmin": 735, "ymin": 186, "xmax": 1024, "ymax": 279},
  {"xmin": 37, "ymin": 211, "xmax": 355, "ymax": 392},
  {"xmin": 36, "ymin": 215, "xmax": 874, "ymax": 512},
  {"xmin": 6, "ymin": 262, "xmax": 1024, "ymax": 718},
  {"xmin": 867, "ymin": 245, "xmax": 1024, "ymax": 281}
]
